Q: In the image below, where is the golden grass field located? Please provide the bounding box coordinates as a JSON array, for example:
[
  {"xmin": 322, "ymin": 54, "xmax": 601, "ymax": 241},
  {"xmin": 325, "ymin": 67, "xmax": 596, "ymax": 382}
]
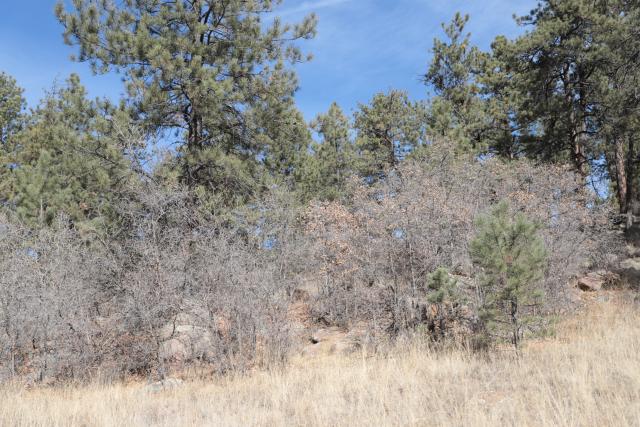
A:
[{"xmin": 2, "ymin": 292, "xmax": 639, "ymax": 427}]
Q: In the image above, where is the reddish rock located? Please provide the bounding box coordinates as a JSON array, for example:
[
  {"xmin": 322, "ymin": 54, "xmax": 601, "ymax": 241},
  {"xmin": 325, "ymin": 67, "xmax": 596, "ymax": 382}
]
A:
[
  {"xmin": 578, "ymin": 275, "xmax": 603, "ymax": 292},
  {"xmin": 577, "ymin": 271, "xmax": 620, "ymax": 292}
]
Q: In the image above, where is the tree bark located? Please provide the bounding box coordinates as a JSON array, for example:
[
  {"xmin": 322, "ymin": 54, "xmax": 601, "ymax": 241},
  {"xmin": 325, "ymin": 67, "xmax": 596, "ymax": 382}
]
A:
[
  {"xmin": 626, "ymin": 136, "xmax": 635, "ymax": 228},
  {"xmin": 574, "ymin": 78, "xmax": 589, "ymax": 177},
  {"xmin": 614, "ymin": 137, "xmax": 628, "ymax": 214},
  {"xmin": 386, "ymin": 130, "xmax": 396, "ymax": 168}
]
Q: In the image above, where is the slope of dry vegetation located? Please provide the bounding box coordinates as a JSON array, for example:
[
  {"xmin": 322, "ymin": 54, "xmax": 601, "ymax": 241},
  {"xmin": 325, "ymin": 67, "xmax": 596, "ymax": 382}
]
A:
[
  {"xmin": 0, "ymin": 146, "xmax": 621, "ymax": 382},
  {"xmin": 1, "ymin": 295, "xmax": 638, "ymax": 427}
]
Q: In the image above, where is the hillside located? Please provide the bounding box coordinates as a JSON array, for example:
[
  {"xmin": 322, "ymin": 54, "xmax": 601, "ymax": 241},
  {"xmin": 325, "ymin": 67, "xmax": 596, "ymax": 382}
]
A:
[
  {"xmin": 2, "ymin": 290, "xmax": 638, "ymax": 427},
  {"xmin": 2, "ymin": 1, "xmax": 640, "ymax": 425}
]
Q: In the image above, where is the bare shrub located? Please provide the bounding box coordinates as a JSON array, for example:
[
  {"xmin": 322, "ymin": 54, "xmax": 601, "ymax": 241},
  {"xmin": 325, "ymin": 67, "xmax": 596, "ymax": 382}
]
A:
[
  {"xmin": 0, "ymin": 180, "xmax": 308, "ymax": 382},
  {"xmin": 0, "ymin": 143, "xmax": 620, "ymax": 382},
  {"xmin": 109, "ymin": 182, "xmax": 306, "ymax": 377},
  {"xmin": 0, "ymin": 214, "xmax": 116, "ymax": 382},
  {"xmin": 304, "ymin": 143, "xmax": 620, "ymax": 340}
]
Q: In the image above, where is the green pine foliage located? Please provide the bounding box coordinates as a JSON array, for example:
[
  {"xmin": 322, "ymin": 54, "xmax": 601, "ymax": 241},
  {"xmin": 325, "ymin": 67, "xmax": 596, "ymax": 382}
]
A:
[
  {"xmin": 424, "ymin": 13, "xmax": 489, "ymax": 153},
  {"xmin": 487, "ymin": 1, "xmax": 640, "ymax": 177},
  {"xmin": 469, "ymin": 201, "xmax": 547, "ymax": 351},
  {"xmin": 0, "ymin": 71, "xmax": 25, "ymax": 146},
  {"xmin": 4, "ymin": 75, "xmax": 134, "ymax": 233},
  {"xmin": 354, "ymin": 90, "xmax": 427, "ymax": 178},
  {"xmin": 426, "ymin": 267, "xmax": 461, "ymax": 305},
  {"xmin": 0, "ymin": 72, "xmax": 26, "ymax": 200},
  {"xmin": 298, "ymin": 102, "xmax": 355, "ymax": 201},
  {"xmin": 0, "ymin": 1, "xmax": 636, "ymax": 237},
  {"xmin": 56, "ymin": 0, "xmax": 317, "ymax": 209}
]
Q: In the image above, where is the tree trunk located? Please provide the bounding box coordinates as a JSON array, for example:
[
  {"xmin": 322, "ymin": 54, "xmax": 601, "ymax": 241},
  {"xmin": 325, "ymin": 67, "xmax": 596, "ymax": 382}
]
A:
[
  {"xmin": 573, "ymin": 79, "xmax": 589, "ymax": 177},
  {"xmin": 386, "ymin": 131, "xmax": 396, "ymax": 168},
  {"xmin": 574, "ymin": 120, "xmax": 588, "ymax": 176},
  {"xmin": 626, "ymin": 136, "xmax": 636, "ymax": 229},
  {"xmin": 614, "ymin": 137, "xmax": 628, "ymax": 214},
  {"xmin": 183, "ymin": 110, "xmax": 203, "ymax": 187},
  {"xmin": 566, "ymin": 71, "xmax": 588, "ymax": 177},
  {"xmin": 511, "ymin": 298, "xmax": 519, "ymax": 352}
]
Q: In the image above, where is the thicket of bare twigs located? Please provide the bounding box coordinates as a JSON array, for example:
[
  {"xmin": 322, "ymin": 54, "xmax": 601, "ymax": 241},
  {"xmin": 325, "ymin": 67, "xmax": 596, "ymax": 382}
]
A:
[
  {"xmin": 3, "ymin": 298, "xmax": 638, "ymax": 427},
  {"xmin": 0, "ymin": 145, "xmax": 620, "ymax": 383},
  {"xmin": 305, "ymin": 147, "xmax": 619, "ymax": 338}
]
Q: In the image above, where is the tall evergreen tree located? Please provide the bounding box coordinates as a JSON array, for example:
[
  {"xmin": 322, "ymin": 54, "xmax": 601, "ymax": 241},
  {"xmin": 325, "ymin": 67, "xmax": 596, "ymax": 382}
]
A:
[
  {"xmin": 298, "ymin": 102, "xmax": 354, "ymax": 201},
  {"xmin": 0, "ymin": 71, "xmax": 25, "ymax": 146},
  {"xmin": 56, "ymin": 0, "xmax": 316, "ymax": 209},
  {"xmin": 4, "ymin": 75, "xmax": 133, "ymax": 231},
  {"xmin": 0, "ymin": 72, "xmax": 26, "ymax": 200},
  {"xmin": 593, "ymin": 2, "xmax": 640, "ymax": 218},
  {"xmin": 475, "ymin": 35, "xmax": 528, "ymax": 160},
  {"xmin": 354, "ymin": 90, "xmax": 426, "ymax": 178},
  {"xmin": 501, "ymin": 0, "xmax": 640, "ymax": 219},
  {"xmin": 424, "ymin": 13, "xmax": 488, "ymax": 152},
  {"xmin": 506, "ymin": 0, "xmax": 609, "ymax": 175},
  {"xmin": 251, "ymin": 94, "xmax": 312, "ymax": 184}
]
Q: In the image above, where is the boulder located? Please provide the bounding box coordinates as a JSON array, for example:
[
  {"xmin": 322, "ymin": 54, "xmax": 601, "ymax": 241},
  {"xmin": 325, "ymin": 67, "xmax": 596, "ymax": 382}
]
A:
[
  {"xmin": 158, "ymin": 311, "xmax": 216, "ymax": 362},
  {"xmin": 626, "ymin": 245, "xmax": 640, "ymax": 258},
  {"xmin": 301, "ymin": 326, "xmax": 363, "ymax": 357},
  {"xmin": 159, "ymin": 338, "xmax": 189, "ymax": 362},
  {"xmin": 578, "ymin": 275, "xmax": 603, "ymax": 292},
  {"xmin": 577, "ymin": 271, "xmax": 620, "ymax": 292},
  {"xmin": 620, "ymin": 258, "xmax": 640, "ymax": 271}
]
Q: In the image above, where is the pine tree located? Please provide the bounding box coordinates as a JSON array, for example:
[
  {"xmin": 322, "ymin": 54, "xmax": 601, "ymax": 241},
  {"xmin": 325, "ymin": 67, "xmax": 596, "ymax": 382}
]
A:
[
  {"xmin": 475, "ymin": 35, "xmax": 526, "ymax": 160},
  {"xmin": 592, "ymin": 2, "xmax": 640, "ymax": 220},
  {"xmin": 427, "ymin": 267, "xmax": 461, "ymax": 305},
  {"xmin": 56, "ymin": 0, "xmax": 317, "ymax": 208},
  {"xmin": 501, "ymin": 1, "xmax": 640, "ymax": 219},
  {"xmin": 0, "ymin": 71, "xmax": 25, "ymax": 146},
  {"xmin": 426, "ymin": 267, "xmax": 465, "ymax": 340},
  {"xmin": 251, "ymin": 100, "xmax": 312, "ymax": 186},
  {"xmin": 469, "ymin": 201, "xmax": 547, "ymax": 352},
  {"xmin": 424, "ymin": 13, "xmax": 488, "ymax": 152},
  {"xmin": 5, "ymin": 75, "xmax": 133, "ymax": 232},
  {"xmin": 0, "ymin": 72, "xmax": 26, "ymax": 201},
  {"xmin": 298, "ymin": 102, "xmax": 354, "ymax": 201},
  {"xmin": 13, "ymin": 150, "xmax": 74, "ymax": 226},
  {"xmin": 506, "ymin": 0, "xmax": 608, "ymax": 175},
  {"xmin": 354, "ymin": 90, "xmax": 426, "ymax": 178}
]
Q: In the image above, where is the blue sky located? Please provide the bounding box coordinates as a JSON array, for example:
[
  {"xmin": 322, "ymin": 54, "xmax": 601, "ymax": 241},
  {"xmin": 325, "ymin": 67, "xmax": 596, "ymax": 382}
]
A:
[{"xmin": 0, "ymin": 0, "xmax": 535, "ymax": 121}]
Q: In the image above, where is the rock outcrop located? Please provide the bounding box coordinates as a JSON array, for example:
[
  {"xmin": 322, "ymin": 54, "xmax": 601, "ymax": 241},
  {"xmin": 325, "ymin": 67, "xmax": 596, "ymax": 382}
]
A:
[
  {"xmin": 301, "ymin": 326, "xmax": 365, "ymax": 357},
  {"xmin": 576, "ymin": 271, "xmax": 620, "ymax": 292},
  {"xmin": 158, "ymin": 311, "xmax": 218, "ymax": 362}
]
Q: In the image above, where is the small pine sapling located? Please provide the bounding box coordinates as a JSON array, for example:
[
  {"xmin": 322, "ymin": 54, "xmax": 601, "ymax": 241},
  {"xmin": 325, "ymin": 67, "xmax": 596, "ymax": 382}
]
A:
[
  {"xmin": 426, "ymin": 267, "xmax": 465, "ymax": 340},
  {"xmin": 469, "ymin": 201, "xmax": 547, "ymax": 352}
]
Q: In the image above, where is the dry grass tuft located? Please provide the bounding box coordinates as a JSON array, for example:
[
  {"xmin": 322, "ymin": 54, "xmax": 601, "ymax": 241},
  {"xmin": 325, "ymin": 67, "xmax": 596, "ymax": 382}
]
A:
[{"xmin": 2, "ymin": 294, "xmax": 639, "ymax": 427}]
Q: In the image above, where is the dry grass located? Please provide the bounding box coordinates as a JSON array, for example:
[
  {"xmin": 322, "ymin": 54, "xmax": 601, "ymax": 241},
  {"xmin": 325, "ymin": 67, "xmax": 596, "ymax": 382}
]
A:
[{"xmin": 2, "ymin": 293, "xmax": 640, "ymax": 427}]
